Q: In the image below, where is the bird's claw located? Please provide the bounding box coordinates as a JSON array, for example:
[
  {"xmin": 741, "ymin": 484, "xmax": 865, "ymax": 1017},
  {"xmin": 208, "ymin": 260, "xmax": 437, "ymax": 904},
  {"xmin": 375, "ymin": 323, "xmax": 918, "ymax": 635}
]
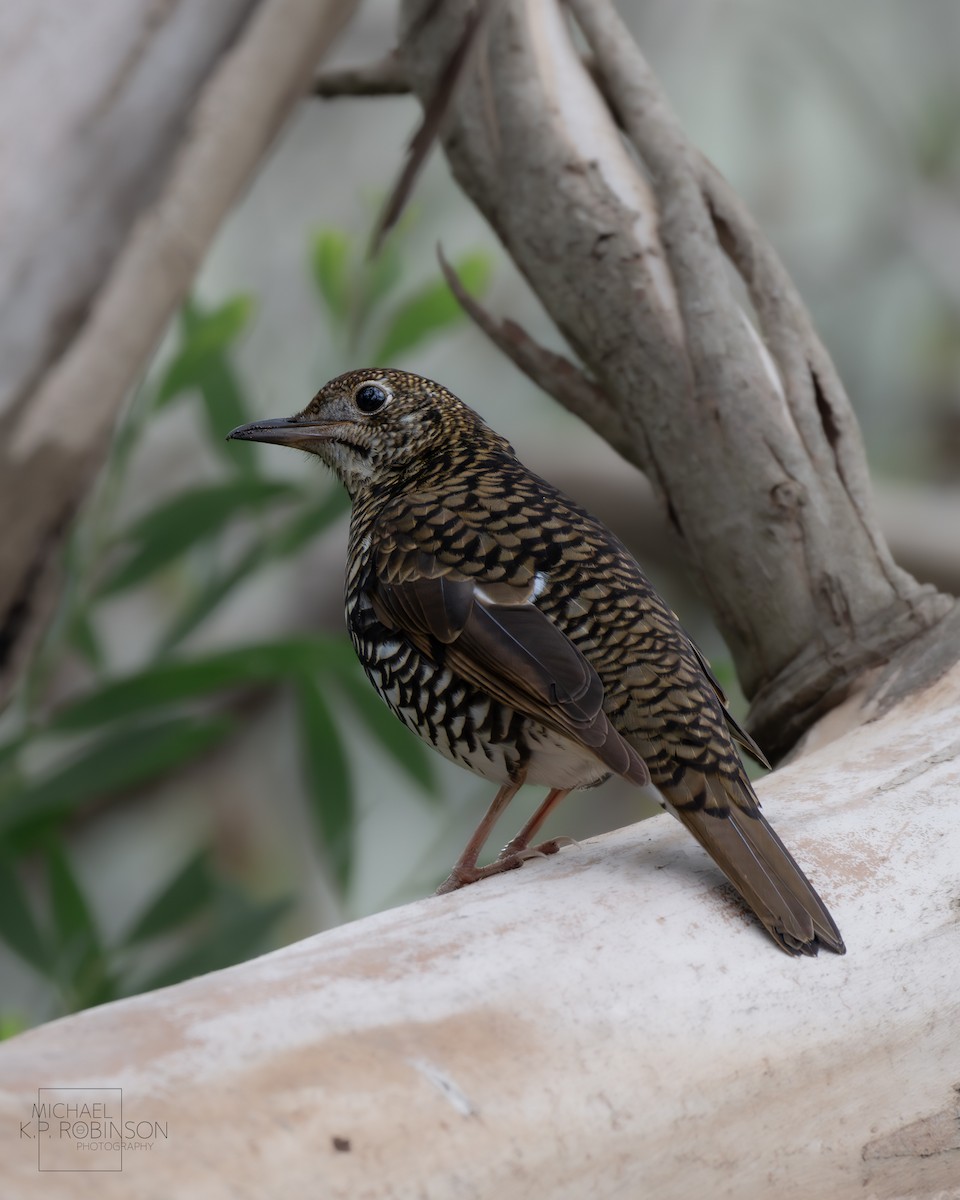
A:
[
  {"xmin": 499, "ymin": 834, "xmax": 578, "ymax": 860},
  {"xmin": 435, "ymin": 835, "xmax": 580, "ymax": 895},
  {"xmin": 435, "ymin": 852, "xmax": 529, "ymax": 894}
]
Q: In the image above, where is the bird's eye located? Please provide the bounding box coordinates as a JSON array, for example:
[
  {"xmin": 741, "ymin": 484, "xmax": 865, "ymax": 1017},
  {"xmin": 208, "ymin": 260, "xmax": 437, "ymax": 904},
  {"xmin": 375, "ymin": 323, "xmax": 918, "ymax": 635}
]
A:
[{"xmin": 354, "ymin": 383, "xmax": 389, "ymax": 414}]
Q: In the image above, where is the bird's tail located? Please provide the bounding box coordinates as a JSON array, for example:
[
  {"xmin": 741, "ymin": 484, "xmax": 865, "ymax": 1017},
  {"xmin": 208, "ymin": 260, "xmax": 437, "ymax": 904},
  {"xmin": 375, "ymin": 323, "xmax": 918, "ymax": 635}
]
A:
[{"xmin": 662, "ymin": 771, "xmax": 845, "ymax": 957}]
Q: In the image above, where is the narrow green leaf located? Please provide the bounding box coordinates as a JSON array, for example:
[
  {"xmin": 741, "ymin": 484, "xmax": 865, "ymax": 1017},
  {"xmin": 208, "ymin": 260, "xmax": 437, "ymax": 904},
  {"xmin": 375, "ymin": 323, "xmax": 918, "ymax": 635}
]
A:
[
  {"xmin": 45, "ymin": 837, "xmax": 108, "ymax": 1005},
  {"xmin": 0, "ymin": 716, "xmax": 235, "ymax": 848},
  {"xmin": 131, "ymin": 892, "xmax": 293, "ymax": 994},
  {"xmin": 296, "ymin": 677, "xmax": 353, "ymax": 892},
  {"xmin": 364, "ymin": 239, "xmax": 404, "ymax": 309},
  {"xmin": 271, "ymin": 487, "xmax": 350, "ymax": 556},
  {"xmin": 48, "ymin": 639, "xmax": 336, "ymax": 733},
  {"xmin": 121, "ymin": 849, "xmax": 214, "ymax": 946},
  {"xmin": 47, "ymin": 840, "xmax": 99, "ymax": 952},
  {"xmin": 373, "ymin": 252, "xmax": 491, "ymax": 362},
  {"xmin": 159, "ymin": 488, "xmax": 349, "ymax": 652},
  {"xmin": 98, "ymin": 479, "xmax": 300, "ymax": 597},
  {"xmin": 157, "ymin": 296, "xmax": 255, "ymax": 405},
  {"xmin": 352, "ymin": 239, "xmax": 404, "ymax": 341},
  {"xmin": 195, "ymin": 356, "xmax": 257, "ymax": 471},
  {"xmin": 310, "ymin": 228, "xmax": 353, "ymax": 321},
  {"xmin": 159, "ymin": 541, "xmax": 270, "ymax": 654},
  {"xmin": 67, "ymin": 608, "xmax": 105, "ymax": 671},
  {"xmin": 0, "ymin": 854, "xmax": 51, "ymax": 974},
  {"xmin": 158, "ymin": 297, "xmax": 258, "ymax": 472},
  {"xmin": 0, "ymin": 734, "xmax": 29, "ymax": 771},
  {"xmin": 335, "ymin": 670, "xmax": 438, "ymax": 798}
]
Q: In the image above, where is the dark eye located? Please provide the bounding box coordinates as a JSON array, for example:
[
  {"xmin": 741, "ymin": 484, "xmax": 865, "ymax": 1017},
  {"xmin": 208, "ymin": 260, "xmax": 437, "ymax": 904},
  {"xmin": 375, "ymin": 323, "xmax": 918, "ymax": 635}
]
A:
[{"xmin": 354, "ymin": 383, "xmax": 389, "ymax": 414}]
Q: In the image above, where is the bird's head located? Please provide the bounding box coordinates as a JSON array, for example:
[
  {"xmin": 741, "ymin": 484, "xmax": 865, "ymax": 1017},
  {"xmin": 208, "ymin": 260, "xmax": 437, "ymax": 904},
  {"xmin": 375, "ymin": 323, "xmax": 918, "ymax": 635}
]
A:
[{"xmin": 227, "ymin": 368, "xmax": 507, "ymax": 496}]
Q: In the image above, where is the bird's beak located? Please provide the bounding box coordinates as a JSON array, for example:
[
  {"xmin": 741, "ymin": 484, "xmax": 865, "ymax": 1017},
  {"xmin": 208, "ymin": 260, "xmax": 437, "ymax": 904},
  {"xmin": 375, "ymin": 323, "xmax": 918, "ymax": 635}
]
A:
[{"xmin": 226, "ymin": 415, "xmax": 336, "ymax": 448}]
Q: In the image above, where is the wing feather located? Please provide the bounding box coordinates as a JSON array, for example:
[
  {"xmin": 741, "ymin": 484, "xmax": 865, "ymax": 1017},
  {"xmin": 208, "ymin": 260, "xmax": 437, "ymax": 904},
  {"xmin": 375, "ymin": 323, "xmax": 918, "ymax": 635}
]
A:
[{"xmin": 370, "ymin": 507, "xmax": 649, "ymax": 787}]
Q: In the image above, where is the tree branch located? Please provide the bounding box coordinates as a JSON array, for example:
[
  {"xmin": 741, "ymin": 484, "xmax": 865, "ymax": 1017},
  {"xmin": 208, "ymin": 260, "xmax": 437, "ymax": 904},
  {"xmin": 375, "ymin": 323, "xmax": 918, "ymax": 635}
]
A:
[
  {"xmin": 313, "ymin": 53, "xmax": 409, "ymax": 96},
  {"xmin": 2, "ymin": 667, "xmax": 958, "ymax": 1195},
  {"xmin": 437, "ymin": 247, "xmax": 635, "ymax": 456}
]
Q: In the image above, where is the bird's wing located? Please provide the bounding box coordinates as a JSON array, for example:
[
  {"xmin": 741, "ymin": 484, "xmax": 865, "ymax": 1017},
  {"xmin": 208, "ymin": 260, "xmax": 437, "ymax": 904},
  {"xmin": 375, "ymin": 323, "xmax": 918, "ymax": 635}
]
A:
[{"xmin": 370, "ymin": 504, "xmax": 650, "ymax": 787}]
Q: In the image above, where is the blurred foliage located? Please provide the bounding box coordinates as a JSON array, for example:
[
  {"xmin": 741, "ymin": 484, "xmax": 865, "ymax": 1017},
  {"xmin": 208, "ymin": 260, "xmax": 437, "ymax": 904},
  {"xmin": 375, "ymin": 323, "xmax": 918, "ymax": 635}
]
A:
[{"xmin": 0, "ymin": 215, "xmax": 491, "ymax": 1033}]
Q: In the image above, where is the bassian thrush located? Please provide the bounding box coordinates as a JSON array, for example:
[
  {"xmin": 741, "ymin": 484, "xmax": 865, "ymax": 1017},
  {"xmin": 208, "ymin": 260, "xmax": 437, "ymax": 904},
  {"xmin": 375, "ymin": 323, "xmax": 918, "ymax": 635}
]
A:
[{"xmin": 228, "ymin": 369, "xmax": 844, "ymax": 957}]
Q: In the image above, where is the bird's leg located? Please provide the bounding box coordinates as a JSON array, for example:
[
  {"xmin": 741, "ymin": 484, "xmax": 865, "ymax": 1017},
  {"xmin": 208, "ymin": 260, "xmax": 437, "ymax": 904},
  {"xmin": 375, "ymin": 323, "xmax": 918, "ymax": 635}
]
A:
[
  {"xmin": 495, "ymin": 787, "xmax": 573, "ymax": 861},
  {"xmin": 435, "ymin": 780, "xmax": 523, "ymax": 894},
  {"xmin": 437, "ymin": 787, "xmax": 576, "ymax": 896}
]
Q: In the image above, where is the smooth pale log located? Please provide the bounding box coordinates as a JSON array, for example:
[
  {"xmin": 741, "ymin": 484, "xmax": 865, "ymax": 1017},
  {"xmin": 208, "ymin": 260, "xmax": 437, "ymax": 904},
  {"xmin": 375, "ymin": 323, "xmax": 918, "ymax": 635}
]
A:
[{"xmin": 2, "ymin": 668, "xmax": 960, "ymax": 1199}]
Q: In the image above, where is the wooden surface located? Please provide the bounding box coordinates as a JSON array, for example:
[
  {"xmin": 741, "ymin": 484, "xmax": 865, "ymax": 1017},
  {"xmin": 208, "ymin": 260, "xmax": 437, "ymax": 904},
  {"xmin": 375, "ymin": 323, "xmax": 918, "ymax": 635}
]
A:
[{"xmin": 1, "ymin": 665, "xmax": 959, "ymax": 1198}]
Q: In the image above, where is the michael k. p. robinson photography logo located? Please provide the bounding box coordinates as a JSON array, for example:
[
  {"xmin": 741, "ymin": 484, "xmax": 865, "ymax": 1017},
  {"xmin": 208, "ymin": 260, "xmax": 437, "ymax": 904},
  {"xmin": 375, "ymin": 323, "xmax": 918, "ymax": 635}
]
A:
[{"xmin": 20, "ymin": 1087, "xmax": 168, "ymax": 1172}]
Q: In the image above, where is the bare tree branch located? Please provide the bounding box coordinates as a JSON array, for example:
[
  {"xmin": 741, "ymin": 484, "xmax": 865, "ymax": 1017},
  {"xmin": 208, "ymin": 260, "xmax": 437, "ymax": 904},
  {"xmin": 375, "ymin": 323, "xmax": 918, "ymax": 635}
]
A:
[
  {"xmin": 436, "ymin": 246, "xmax": 636, "ymax": 456},
  {"xmin": 369, "ymin": 1, "xmax": 496, "ymax": 256},
  {"xmin": 313, "ymin": 53, "xmax": 409, "ymax": 96}
]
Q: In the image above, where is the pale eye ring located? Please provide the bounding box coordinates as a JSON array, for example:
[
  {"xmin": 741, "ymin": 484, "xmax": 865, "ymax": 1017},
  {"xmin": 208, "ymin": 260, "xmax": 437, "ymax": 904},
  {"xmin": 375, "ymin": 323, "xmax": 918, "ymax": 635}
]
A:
[{"xmin": 354, "ymin": 383, "xmax": 389, "ymax": 414}]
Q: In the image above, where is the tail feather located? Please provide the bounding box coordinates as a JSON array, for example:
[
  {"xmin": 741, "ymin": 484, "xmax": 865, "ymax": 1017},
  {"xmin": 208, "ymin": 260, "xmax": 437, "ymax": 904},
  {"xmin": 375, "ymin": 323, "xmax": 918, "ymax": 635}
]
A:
[{"xmin": 663, "ymin": 773, "xmax": 845, "ymax": 957}]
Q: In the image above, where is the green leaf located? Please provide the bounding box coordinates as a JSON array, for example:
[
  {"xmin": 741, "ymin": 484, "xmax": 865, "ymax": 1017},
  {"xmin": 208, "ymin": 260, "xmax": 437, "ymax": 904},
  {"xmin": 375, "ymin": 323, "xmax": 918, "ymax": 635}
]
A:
[
  {"xmin": 0, "ymin": 716, "xmax": 235, "ymax": 849},
  {"xmin": 121, "ymin": 849, "xmax": 214, "ymax": 946},
  {"xmin": 48, "ymin": 639, "xmax": 336, "ymax": 733},
  {"xmin": 0, "ymin": 734, "xmax": 29, "ymax": 771},
  {"xmin": 159, "ymin": 542, "xmax": 269, "ymax": 654},
  {"xmin": 159, "ymin": 487, "xmax": 349, "ymax": 652},
  {"xmin": 45, "ymin": 837, "xmax": 110, "ymax": 1006},
  {"xmin": 158, "ymin": 297, "xmax": 258, "ymax": 472},
  {"xmin": 196, "ymin": 356, "xmax": 258, "ymax": 472},
  {"xmin": 310, "ymin": 228, "xmax": 353, "ymax": 321},
  {"xmin": 131, "ymin": 891, "xmax": 293, "ymax": 994},
  {"xmin": 373, "ymin": 252, "xmax": 491, "ymax": 362},
  {"xmin": 0, "ymin": 1012, "xmax": 28, "ymax": 1040},
  {"xmin": 98, "ymin": 478, "xmax": 301, "ymax": 597},
  {"xmin": 47, "ymin": 840, "xmax": 98, "ymax": 953},
  {"xmin": 67, "ymin": 608, "xmax": 105, "ymax": 671},
  {"xmin": 270, "ymin": 487, "xmax": 351, "ymax": 556},
  {"xmin": 296, "ymin": 677, "xmax": 354, "ymax": 892},
  {"xmin": 160, "ymin": 547, "xmax": 266, "ymax": 657},
  {"xmin": 352, "ymin": 239, "xmax": 404, "ymax": 342},
  {"xmin": 364, "ymin": 239, "xmax": 404, "ymax": 310},
  {"xmin": 157, "ymin": 296, "xmax": 255, "ymax": 405},
  {"xmin": 0, "ymin": 853, "xmax": 51, "ymax": 975},
  {"xmin": 334, "ymin": 670, "xmax": 438, "ymax": 799}
]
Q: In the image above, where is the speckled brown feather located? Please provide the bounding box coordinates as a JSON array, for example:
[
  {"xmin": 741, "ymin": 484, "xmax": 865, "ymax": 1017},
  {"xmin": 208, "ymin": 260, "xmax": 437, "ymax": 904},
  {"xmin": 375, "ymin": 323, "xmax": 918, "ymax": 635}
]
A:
[{"xmin": 228, "ymin": 368, "xmax": 844, "ymax": 956}]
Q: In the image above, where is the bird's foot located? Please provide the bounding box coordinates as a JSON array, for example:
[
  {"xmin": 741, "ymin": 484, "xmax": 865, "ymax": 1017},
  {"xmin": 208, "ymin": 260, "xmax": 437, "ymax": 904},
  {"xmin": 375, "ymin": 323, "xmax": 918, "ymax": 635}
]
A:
[
  {"xmin": 435, "ymin": 855, "xmax": 525, "ymax": 895},
  {"xmin": 435, "ymin": 838, "xmax": 578, "ymax": 895},
  {"xmin": 498, "ymin": 834, "xmax": 578, "ymax": 860}
]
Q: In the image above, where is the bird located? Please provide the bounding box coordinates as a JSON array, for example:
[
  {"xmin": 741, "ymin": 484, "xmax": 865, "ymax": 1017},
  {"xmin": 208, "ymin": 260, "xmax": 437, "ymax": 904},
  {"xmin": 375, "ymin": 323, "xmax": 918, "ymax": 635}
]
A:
[{"xmin": 228, "ymin": 368, "xmax": 844, "ymax": 957}]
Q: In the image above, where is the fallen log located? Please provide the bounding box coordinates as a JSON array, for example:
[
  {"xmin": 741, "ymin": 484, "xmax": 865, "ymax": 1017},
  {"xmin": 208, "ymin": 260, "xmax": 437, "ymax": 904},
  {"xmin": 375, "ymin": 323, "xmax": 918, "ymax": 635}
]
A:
[{"xmin": 2, "ymin": 662, "xmax": 958, "ymax": 1198}]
